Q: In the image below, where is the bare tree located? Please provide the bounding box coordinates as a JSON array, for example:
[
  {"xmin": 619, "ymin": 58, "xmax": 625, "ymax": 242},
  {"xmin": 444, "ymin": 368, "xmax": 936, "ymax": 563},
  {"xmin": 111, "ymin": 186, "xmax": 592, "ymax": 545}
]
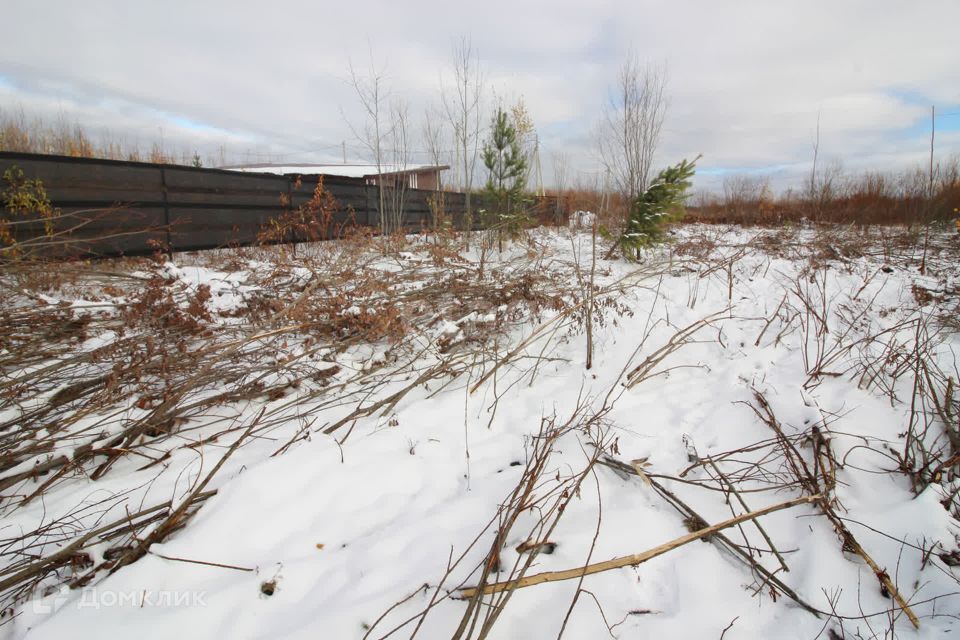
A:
[
  {"xmin": 421, "ymin": 106, "xmax": 447, "ymax": 191},
  {"xmin": 344, "ymin": 53, "xmax": 389, "ymax": 233},
  {"xmin": 808, "ymin": 158, "xmax": 845, "ymax": 217},
  {"xmin": 552, "ymin": 151, "xmax": 570, "ymax": 224},
  {"xmin": 510, "ymin": 97, "xmax": 538, "ymax": 193},
  {"xmin": 442, "ymin": 37, "xmax": 484, "ymax": 238},
  {"xmin": 384, "ymin": 99, "xmax": 411, "ymax": 233},
  {"xmin": 343, "ymin": 53, "xmax": 416, "ymax": 235},
  {"xmin": 422, "ymin": 106, "xmax": 448, "ymax": 231},
  {"xmin": 722, "ymin": 174, "xmax": 771, "ymax": 215},
  {"xmin": 597, "ymin": 54, "xmax": 668, "ymax": 204},
  {"xmin": 807, "ymin": 110, "xmax": 821, "ymax": 205}
]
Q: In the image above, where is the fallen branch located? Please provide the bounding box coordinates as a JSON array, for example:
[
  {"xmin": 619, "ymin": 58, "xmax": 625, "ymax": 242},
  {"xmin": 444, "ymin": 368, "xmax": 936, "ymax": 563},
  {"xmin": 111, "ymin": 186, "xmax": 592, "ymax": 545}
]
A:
[
  {"xmin": 752, "ymin": 390, "xmax": 921, "ymax": 629},
  {"xmin": 110, "ymin": 409, "xmax": 262, "ymax": 573},
  {"xmin": 0, "ymin": 490, "xmax": 217, "ymax": 598},
  {"xmin": 599, "ymin": 455, "xmax": 821, "ymax": 616},
  {"xmin": 148, "ymin": 551, "xmax": 253, "ymax": 572},
  {"xmin": 458, "ymin": 494, "xmax": 818, "ymax": 598}
]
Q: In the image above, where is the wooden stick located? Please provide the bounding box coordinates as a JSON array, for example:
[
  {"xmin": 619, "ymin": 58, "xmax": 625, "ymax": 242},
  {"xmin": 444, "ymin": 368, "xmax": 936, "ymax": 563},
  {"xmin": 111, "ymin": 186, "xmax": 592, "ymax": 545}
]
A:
[
  {"xmin": 458, "ymin": 494, "xmax": 818, "ymax": 598},
  {"xmin": 839, "ymin": 529, "xmax": 920, "ymax": 629},
  {"xmin": 149, "ymin": 551, "xmax": 253, "ymax": 572}
]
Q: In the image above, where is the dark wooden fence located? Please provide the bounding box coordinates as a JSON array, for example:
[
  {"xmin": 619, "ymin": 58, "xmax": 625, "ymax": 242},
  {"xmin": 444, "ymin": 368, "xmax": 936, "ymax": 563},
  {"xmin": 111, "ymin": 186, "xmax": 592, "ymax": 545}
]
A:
[{"xmin": 0, "ymin": 152, "xmax": 470, "ymax": 257}]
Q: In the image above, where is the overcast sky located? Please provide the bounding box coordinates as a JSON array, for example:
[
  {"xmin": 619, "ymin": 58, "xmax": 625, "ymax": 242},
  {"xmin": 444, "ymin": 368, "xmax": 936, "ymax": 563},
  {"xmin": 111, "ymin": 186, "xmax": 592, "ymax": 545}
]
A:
[{"xmin": 2, "ymin": 0, "xmax": 959, "ymax": 192}]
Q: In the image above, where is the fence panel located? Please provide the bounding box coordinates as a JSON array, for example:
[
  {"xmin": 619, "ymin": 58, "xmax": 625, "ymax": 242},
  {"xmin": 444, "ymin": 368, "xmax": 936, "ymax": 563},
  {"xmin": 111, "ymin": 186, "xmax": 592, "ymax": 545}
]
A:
[{"xmin": 0, "ymin": 152, "xmax": 479, "ymax": 258}]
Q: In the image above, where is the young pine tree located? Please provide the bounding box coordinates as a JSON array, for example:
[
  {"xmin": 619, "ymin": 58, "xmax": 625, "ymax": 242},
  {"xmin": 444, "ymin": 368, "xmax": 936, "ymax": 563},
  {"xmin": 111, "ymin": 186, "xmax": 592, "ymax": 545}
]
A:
[
  {"xmin": 482, "ymin": 108, "xmax": 529, "ymax": 242},
  {"xmin": 620, "ymin": 156, "xmax": 698, "ymax": 259}
]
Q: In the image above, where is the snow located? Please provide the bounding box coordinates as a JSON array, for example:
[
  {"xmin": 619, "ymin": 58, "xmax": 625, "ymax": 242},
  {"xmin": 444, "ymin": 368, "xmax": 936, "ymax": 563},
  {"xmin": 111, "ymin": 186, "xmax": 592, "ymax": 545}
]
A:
[
  {"xmin": 569, "ymin": 210, "xmax": 596, "ymax": 228},
  {"xmin": 3, "ymin": 225, "xmax": 959, "ymax": 639},
  {"xmin": 223, "ymin": 164, "xmax": 442, "ymax": 178}
]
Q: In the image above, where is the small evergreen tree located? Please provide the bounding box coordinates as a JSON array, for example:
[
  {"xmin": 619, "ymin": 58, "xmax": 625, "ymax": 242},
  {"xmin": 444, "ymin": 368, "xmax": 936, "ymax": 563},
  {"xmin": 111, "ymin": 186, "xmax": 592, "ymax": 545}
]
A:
[
  {"xmin": 482, "ymin": 108, "xmax": 530, "ymax": 242},
  {"xmin": 620, "ymin": 156, "xmax": 698, "ymax": 259}
]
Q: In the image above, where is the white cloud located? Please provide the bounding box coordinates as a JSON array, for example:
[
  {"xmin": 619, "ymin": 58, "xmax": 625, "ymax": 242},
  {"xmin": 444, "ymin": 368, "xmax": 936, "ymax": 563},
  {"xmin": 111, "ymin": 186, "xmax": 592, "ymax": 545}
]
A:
[{"xmin": 0, "ymin": 0, "xmax": 957, "ymax": 190}]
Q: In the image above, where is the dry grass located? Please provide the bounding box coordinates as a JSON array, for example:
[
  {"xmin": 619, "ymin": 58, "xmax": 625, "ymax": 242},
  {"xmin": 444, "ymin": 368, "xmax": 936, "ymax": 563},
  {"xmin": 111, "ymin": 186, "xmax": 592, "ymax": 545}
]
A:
[
  {"xmin": 0, "ymin": 108, "xmax": 220, "ymax": 167},
  {"xmin": 3, "ymin": 178, "xmax": 959, "ymax": 636},
  {"xmin": 687, "ymin": 159, "xmax": 960, "ymax": 227},
  {"xmin": 0, "ymin": 221, "xmax": 629, "ymax": 613}
]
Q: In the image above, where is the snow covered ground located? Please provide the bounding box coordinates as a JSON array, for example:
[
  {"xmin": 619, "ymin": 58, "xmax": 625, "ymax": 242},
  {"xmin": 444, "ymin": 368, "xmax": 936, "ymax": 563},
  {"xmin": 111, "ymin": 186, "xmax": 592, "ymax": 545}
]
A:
[{"xmin": 2, "ymin": 224, "xmax": 959, "ymax": 639}]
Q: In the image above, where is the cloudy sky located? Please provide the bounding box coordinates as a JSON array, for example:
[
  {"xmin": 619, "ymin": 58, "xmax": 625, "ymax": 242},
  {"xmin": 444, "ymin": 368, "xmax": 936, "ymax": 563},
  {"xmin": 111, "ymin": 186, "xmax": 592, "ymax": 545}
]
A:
[{"xmin": 1, "ymin": 0, "xmax": 958, "ymax": 192}]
